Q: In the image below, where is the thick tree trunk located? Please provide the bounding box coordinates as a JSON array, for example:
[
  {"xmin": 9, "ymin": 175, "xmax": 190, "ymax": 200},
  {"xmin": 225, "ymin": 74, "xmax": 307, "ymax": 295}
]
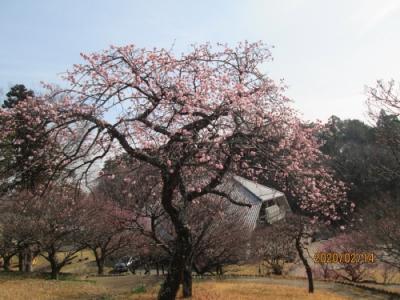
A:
[
  {"xmin": 94, "ymin": 249, "xmax": 105, "ymax": 275},
  {"xmin": 96, "ymin": 257, "xmax": 105, "ymax": 275},
  {"xmin": 182, "ymin": 257, "xmax": 193, "ymax": 298},
  {"xmin": 158, "ymin": 225, "xmax": 193, "ymax": 299},
  {"xmin": 295, "ymin": 236, "xmax": 314, "ymax": 293},
  {"xmin": 3, "ymin": 256, "xmax": 12, "ymax": 271},
  {"xmin": 158, "ymin": 249, "xmax": 185, "ymax": 300},
  {"xmin": 17, "ymin": 248, "xmax": 33, "ymax": 272},
  {"xmin": 50, "ymin": 267, "xmax": 60, "ymax": 280},
  {"xmin": 157, "ymin": 174, "xmax": 193, "ymax": 300},
  {"xmin": 217, "ymin": 264, "xmax": 224, "ymax": 276},
  {"xmin": 48, "ymin": 253, "xmax": 61, "ymax": 280},
  {"xmin": 24, "ymin": 250, "xmax": 33, "ymax": 272},
  {"xmin": 18, "ymin": 251, "xmax": 24, "ymax": 272}
]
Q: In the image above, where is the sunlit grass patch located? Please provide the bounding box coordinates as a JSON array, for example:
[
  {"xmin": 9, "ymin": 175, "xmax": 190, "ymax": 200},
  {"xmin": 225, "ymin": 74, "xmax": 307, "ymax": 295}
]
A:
[
  {"xmin": 0, "ymin": 274, "xmax": 351, "ymax": 300},
  {"xmin": 0, "ymin": 278, "xmax": 109, "ymax": 300},
  {"xmin": 121, "ymin": 281, "xmax": 349, "ymax": 300}
]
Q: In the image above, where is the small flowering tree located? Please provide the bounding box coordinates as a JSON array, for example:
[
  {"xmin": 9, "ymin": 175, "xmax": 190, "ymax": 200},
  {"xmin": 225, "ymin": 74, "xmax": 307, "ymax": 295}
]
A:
[
  {"xmin": 0, "ymin": 192, "xmax": 41, "ymax": 272},
  {"xmin": 190, "ymin": 200, "xmax": 249, "ymax": 276},
  {"xmin": 0, "ymin": 42, "xmax": 350, "ymax": 299},
  {"xmin": 79, "ymin": 193, "xmax": 139, "ymax": 275},
  {"xmin": 0, "ymin": 215, "xmax": 18, "ymax": 271},
  {"xmin": 355, "ymin": 195, "xmax": 400, "ymax": 270},
  {"xmin": 320, "ymin": 233, "xmax": 374, "ymax": 283},
  {"xmin": 30, "ymin": 184, "xmax": 86, "ymax": 279},
  {"xmin": 252, "ymin": 224, "xmax": 296, "ymax": 275}
]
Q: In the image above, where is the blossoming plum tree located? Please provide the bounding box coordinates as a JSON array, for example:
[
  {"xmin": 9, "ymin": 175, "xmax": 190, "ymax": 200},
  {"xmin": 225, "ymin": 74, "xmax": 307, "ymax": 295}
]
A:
[{"xmin": 0, "ymin": 42, "xmax": 351, "ymax": 299}]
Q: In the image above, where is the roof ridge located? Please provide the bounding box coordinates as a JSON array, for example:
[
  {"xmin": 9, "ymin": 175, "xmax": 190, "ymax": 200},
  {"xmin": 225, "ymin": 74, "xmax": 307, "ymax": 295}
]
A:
[{"xmin": 232, "ymin": 175, "xmax": 283, "ymax": 202}]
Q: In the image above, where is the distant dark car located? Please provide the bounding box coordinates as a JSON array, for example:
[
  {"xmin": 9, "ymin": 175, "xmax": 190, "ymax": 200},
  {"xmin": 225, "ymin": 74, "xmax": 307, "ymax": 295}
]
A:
[
  {"xmin": 112, "ymin": 262, "xmax": 129, "ymax": 273},
  {"xmin": 112, "ymin": 256, "xmax": 134, "ymax": 273}
]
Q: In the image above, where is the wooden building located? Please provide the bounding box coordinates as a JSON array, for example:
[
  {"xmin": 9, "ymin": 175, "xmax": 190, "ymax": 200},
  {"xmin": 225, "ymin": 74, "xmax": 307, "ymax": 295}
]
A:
[{"xmin": 220, "ymin": 176, "xmax": 291, "ymax": 232}]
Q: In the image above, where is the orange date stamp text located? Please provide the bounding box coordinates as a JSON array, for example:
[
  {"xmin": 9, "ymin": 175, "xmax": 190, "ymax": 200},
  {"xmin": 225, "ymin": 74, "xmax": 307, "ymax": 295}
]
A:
[{"xmin": 313, "ymin": 252, "xmax": 376, "ymax": 264}]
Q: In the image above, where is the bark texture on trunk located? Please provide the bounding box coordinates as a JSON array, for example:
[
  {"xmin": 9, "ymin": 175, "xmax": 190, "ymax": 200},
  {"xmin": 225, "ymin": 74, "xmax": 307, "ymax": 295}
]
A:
[
  {"xmin": 25, "ymin": 250, "xmax": 33, "ymax": 272},
  {"xmin": 182, "ymin": 257, "xmax": 193, "ymax": 298},
  {"xmin": 3, "ymin": 256, "xmax": 12, "ymax": 271},
  {"xmin": 48, "ymin": 252, "xmax": 61, "ymax": 280},
  {"xmin": 216, "ymin": 264, "xmax": 223, "ymax": 276},
  {"xmin": 50, "ymin": 268, "xmax": 60, "ymax": 280},
  {"xmin": 295, "ymin": 236, "xmax": 314, "ymax": 293},
  {"xmin": 18, "ymin": 248, "xmax": 34, "ymax": 272},
  {"xmin": 94, "ymin": 249, "xmax": 105, "ymax": 275},
  {"xmin": 18, "ymin": 251, "xmax": 24, "ymax": 272},
  {"xmin": 96, "ymin": 258, "xmax": 105, "ymax": 275},
  {"xmin": 158, "ymin": 231, "xmax": 192, "ymax": 300},
  {"xmin": 157, "ymin": 173, "xmax": 194, "ymax": 300}
]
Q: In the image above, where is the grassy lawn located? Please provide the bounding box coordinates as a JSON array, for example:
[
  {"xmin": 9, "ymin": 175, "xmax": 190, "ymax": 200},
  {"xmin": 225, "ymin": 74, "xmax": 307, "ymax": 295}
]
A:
[
  {"xmin": 121, "ymin": 281, "xmax": 350, "ymax": 300},
  {"xmin": 2, "ymin": 254, "xmax": 399, "ymax": 299},
  {"xmin": 0, "ymin": 278, "xmax": 109, "ymax": 300},
  {"xmin": 0, "ymin": 273, "xmax": 350, "ymax": 300},
  {"xmin": 32, "ymin": 249, "xmax": 106, "ymax": 275},
  {"xmin": 3, "ymin": 257, "xmax": 399, "ymax": 299}
]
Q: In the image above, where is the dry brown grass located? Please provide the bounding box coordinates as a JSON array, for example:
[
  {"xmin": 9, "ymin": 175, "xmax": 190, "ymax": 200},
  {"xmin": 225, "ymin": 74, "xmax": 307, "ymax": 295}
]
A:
[
  {"xmin": 9, "ymin": 249, "xmax": 105, "ymax": 275},
  {"xmin": 367, "ymin": 266, "xmax": 400, "ymax": 284},
  {"xmin": 0, "ymin": 276, "xmax": 351, "ymax": 300},
  {"xmin": 0, "ymin": 278, "xmax": 110, "ymax": 300},
  {"xmin": 227, "ymin": 262, "xmax": 400, "ymax": 285},
  {"xmin": 224, "ymin": 264, "xmax": 260, "ymax": 275},
  {"xmin": 119, "ymin": 281, "xmax": 350, "ymax": 300}
]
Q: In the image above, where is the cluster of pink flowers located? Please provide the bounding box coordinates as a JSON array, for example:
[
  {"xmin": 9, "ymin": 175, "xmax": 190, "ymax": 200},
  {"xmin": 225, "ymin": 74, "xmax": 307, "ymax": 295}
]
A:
[{"xmin": 0, "ymin": 41, "xmax": 352, "ymax": 223}]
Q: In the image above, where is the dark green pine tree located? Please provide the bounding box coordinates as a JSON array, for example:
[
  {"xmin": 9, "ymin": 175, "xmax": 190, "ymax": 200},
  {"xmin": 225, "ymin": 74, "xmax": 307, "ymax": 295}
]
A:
[{"xmin": 2, "ymin": 84, "xmax": 34, "ymax": 108}]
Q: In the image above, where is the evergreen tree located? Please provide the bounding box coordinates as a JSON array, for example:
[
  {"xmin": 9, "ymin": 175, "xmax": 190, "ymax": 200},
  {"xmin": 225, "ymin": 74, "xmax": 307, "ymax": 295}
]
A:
[{"xmin": 2, "ymin": 84, "xmax": 34, "ymax": 108}]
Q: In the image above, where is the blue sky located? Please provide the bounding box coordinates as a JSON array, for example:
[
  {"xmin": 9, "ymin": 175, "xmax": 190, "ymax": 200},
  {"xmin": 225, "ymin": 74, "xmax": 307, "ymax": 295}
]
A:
[{"xmin": 1, "ymin": 0, "xmax": 400, "ymax": 121}]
